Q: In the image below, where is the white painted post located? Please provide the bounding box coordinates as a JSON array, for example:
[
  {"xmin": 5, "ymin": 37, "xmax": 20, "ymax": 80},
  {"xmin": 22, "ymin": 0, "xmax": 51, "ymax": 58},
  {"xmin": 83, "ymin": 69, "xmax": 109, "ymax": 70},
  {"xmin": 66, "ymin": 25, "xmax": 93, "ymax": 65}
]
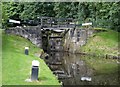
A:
[
  {"xmin": 31, "ymin": 60, "xmax": 39, "ymax": 81},
  {"xmin": 25, "ymin": 47, "xmax": 29, "ymax": 55}
]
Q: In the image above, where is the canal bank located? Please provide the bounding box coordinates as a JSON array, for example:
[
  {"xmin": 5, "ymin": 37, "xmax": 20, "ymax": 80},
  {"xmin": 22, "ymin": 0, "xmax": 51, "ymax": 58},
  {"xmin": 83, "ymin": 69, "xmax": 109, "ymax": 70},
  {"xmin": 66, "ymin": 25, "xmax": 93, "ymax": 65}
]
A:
[
  {"xmin": 64, "ymin": 28, "xmax": 119, "ymax": 58},
  {"xmin": 80, "ymin": 29, "xmax": 119, "ymax": 57},
  {"xmin": 2, "ymin": 31, "xmax": 60, "ymax": 85}
]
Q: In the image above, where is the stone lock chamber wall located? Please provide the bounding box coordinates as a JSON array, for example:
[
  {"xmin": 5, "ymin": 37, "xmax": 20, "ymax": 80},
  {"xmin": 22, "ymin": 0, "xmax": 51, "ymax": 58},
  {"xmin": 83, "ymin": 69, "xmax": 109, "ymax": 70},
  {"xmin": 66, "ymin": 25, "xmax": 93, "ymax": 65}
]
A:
[
  {"xmin": 5, "ymin": 26, "xmax": 94, "ymax": 53},
  {"xmin": 64, "ymin": 28, "xmax": 94, "ymax": 53},
  {"xmin": 5, "ymin": 26, "xmax": 42, "ymax": 48}
]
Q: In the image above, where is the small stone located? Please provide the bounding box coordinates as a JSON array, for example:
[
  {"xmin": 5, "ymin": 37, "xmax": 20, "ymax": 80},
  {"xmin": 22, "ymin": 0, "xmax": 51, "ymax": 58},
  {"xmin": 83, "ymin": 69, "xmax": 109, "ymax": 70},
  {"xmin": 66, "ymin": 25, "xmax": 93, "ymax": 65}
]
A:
[{"xmin": 25, "ymin": 79, "xmax": 32, "ymax": 82}]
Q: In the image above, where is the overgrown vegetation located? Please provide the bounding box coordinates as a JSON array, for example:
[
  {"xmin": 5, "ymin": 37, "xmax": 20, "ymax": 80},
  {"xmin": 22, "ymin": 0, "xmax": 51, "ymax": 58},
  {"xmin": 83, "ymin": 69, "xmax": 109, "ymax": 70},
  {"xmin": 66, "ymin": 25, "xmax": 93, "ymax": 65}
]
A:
[
  {"xmin": 81, "ymin": 30, "xmax": 118, "ymax": 56},
  {"xmin": 2, "ymin": 31, "xmax": 60, "ymax": 85},
  {"xmin": 2, "ymin": 2, "xmax": 120, "ymax": 31}
]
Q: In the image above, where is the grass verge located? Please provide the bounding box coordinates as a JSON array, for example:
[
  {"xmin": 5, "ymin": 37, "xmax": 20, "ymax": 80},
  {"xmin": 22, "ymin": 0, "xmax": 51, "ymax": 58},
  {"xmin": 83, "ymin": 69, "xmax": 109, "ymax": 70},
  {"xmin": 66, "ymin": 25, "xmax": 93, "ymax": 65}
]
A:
[
  {"xmin": 0, "ymin": 29, "xmax": 2, "ymax": 86},
  {"xmin": 81, "ymin": 30, "xmax": 118, "ymax": 56},
  {"xmin": 2, "ymin": 31, "xmax": 60, "ymax": 85}
]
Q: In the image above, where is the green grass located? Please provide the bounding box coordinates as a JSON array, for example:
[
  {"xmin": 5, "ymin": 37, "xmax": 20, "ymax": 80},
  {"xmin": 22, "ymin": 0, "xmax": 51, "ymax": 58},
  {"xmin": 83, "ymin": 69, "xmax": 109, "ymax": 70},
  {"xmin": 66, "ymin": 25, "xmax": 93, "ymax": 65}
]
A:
[
  {"xmin": 81, "ymin": 30, "xmax": 118, "ymax": 56},
  {"xmin": 0, "ymin": 29, "xmax": 2, "ymax": 86},
  {"xmin": 93, "ymin": 27, "xmax": 108, "ymax": 31},
  {"xmin": 2, "ymin": 31, "xmax": 60, "ymax": 85}
]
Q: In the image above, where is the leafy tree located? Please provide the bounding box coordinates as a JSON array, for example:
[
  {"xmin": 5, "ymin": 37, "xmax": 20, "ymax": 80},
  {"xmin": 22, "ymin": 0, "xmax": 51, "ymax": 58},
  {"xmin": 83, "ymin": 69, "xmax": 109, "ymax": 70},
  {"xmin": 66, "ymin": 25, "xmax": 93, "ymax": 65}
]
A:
[{"xmin": 2, "ymin": 2, "xmax": 120, "ymax": 31}]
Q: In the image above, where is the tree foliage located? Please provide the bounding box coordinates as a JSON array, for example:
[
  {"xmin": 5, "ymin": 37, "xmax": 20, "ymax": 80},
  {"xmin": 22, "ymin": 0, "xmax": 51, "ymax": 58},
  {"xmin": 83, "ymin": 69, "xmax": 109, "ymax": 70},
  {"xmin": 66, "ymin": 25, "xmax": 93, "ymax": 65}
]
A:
[{"xmin": 2, "ymin": 2, "xmax": 120, "ymax": 31}]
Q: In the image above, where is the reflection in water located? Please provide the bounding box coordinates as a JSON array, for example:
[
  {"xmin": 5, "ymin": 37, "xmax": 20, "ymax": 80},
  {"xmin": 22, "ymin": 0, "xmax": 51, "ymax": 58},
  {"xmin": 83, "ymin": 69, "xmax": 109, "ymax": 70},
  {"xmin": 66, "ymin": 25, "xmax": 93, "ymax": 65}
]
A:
[{"xmin": 43, "ymin": 52, "xmax": 120, "ymax": 85}]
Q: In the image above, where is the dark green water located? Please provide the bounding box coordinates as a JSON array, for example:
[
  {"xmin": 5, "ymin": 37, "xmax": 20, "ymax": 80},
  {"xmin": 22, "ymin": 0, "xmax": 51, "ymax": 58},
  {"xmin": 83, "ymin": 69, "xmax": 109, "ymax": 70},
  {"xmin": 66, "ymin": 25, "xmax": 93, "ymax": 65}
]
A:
[{"xmin": 43, "ymin": 52, "xmax": 120, "ymax": 85}]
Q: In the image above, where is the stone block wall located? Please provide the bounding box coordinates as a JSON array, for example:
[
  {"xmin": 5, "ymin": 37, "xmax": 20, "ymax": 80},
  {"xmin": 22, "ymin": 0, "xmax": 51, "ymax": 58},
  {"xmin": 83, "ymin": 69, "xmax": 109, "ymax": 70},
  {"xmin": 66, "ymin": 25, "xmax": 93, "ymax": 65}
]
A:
[
  {"xmin": 48, "ymin": 37, "xmax": 63, "ymax": 52},
  {"xmin": 64, "ymin": 28, "xmax": 94, "ymax": 53},
  {"xmin": 5, "ymin": 26, "xmax": 42, "ymax": 48}
]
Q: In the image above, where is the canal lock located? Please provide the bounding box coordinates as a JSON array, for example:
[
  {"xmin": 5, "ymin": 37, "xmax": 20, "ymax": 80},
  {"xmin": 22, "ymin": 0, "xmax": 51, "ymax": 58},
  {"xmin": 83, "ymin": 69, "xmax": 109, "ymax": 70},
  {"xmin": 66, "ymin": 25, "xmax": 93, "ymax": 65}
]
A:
[{"xmin": 40, "ymin": 32, "xmax": 94, "ymax": 85}]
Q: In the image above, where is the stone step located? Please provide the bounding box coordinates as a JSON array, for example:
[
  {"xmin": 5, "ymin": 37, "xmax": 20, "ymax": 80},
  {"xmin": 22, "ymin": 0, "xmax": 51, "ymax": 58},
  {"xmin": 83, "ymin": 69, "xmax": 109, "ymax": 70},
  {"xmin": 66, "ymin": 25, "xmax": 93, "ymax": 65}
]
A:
[{"xmin": 53, "ymin": 70, "xmax": 65, "ymax": 74}]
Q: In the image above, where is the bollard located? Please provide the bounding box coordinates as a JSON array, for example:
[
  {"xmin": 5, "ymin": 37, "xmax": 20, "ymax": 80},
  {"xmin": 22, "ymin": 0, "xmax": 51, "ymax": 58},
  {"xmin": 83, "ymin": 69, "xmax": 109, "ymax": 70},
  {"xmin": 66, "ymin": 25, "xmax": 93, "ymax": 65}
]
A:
[
  {"xmin": 25, "ymin": 47, "xmax": 29, "ymax": 55},
  {"xmin": 31, "ymin": 60, "xmax": 39, "ymax": 81}
]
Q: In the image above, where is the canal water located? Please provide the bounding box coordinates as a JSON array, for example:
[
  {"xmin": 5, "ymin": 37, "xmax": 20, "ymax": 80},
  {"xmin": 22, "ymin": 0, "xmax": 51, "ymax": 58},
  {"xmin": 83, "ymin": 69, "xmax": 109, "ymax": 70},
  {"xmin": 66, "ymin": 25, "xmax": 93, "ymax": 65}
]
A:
[{"xmin": 42, "ymin": 52, "xmax": 120, "ymax": 85}]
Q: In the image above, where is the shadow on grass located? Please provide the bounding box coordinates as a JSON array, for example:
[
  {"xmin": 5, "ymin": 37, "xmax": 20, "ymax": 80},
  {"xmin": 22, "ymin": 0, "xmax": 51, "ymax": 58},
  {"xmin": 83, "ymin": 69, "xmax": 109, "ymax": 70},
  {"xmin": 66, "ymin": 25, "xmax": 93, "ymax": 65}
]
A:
[{"xmin": 38, "ymin": 76, "xmax": 50, "ymax": 81}]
